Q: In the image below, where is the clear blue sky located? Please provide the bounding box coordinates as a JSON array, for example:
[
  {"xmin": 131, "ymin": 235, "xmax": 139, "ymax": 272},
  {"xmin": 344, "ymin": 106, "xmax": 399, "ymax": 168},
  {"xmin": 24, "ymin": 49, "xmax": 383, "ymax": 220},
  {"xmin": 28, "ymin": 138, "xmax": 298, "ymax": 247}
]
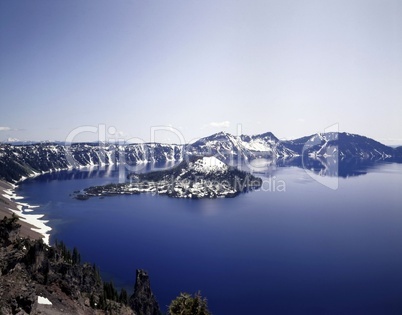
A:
[{"xmin": 1, "ymin": 0, "xmax": 401, "ymax": 144}]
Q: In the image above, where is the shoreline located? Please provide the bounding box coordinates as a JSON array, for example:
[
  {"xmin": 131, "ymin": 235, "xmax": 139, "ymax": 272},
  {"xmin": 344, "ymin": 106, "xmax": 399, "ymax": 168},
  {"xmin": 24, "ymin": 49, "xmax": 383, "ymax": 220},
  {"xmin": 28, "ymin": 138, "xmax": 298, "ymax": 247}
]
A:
[
  {"xmin": 0, "ymin": 180, "xmax": 51, "ymax": 244},
  {"xmin": 0, "ymin": 164, "xmax": 115, "ymax": 245}
]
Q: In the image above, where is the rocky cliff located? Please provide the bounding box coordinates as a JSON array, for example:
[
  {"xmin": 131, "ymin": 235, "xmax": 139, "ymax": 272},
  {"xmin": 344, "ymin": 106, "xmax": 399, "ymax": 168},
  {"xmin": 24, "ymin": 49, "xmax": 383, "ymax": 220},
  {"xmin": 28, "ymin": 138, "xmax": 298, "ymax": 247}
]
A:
[
  {"xmin": 129, "ymin": 270, "xmax": 161, "ymax": 315},
  {"xmin": 0, "ymin": 214, "xmax": 161, "ymax": 315}
]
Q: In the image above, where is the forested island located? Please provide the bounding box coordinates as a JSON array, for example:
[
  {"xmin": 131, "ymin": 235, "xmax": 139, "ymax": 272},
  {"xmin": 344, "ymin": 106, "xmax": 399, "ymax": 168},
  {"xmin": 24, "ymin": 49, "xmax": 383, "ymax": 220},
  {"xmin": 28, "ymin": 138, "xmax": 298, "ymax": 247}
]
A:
[{"xmin": 74, "ymin": 156, "xmax": 262, "ymax": 200}]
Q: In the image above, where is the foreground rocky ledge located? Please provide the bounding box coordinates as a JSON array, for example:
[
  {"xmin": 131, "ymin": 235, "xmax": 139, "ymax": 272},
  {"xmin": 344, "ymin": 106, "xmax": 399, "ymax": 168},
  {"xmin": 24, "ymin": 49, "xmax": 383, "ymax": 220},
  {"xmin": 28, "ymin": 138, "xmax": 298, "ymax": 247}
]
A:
[
  {"xmin": 0, "ymin": 214, "xmax": 160, "ymax": 315},
  {"xmin": 74, "ymin": 156, "xmax": 262, "ymax": 200}
]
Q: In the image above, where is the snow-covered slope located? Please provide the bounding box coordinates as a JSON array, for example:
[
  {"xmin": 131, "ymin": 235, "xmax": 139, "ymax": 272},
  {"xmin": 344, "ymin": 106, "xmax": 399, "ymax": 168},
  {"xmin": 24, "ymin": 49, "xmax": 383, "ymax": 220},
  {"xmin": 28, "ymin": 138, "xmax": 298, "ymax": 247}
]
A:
[
  {"xmin": 187, "ymin": 131, "xmax": 297, "ymax": 162},
  {"xmin": 284, "ymin": 132, "xmax": 395, "ymax": 159},
  {"xmin": 191, "ymin": 156, "xmax": 227, "ymax": 174},
  {"xmin": 0, "ymin": 143, "xmax": 184, "ymax": 182}
]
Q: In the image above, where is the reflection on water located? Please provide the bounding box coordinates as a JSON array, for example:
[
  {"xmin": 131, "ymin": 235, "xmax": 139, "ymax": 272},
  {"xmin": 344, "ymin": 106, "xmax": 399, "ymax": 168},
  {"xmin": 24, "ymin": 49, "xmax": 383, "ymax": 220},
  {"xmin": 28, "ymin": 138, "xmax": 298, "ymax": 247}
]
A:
[
  {"xmin": 299, "ymin": 156, "xmax": 401, "ymax": 178},
  {"xmin": 37, "ymin": 157, "xmax": 402, "ymax": 185},
  {"xmin": 36, "ymin": 161, "xmax": 182, "ymax": 183},
  {"xmin": 238, "ymin": 156, "xmax": 402, "ymax": 178}
]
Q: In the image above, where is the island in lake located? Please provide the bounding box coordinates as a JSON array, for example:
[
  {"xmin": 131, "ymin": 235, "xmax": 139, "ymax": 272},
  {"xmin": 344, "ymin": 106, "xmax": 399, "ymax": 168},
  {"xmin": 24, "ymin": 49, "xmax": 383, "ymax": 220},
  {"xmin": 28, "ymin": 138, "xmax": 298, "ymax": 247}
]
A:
[{"xmin": 74, "ymin": 156, "xmax": 262, "ymax": 199}]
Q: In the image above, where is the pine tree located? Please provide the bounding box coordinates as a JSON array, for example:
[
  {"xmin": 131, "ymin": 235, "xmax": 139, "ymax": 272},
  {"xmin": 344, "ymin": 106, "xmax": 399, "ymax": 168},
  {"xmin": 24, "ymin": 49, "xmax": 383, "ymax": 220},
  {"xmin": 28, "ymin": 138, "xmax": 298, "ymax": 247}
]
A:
[
  {"xmin": 119, "ymin": 288, "xmax": 128, "ymax": 305},
  {"xmin": 72, "ymin": 247, "xmax": 81, "ymax": 264},
  {"xmin": 168, "ymin": 291, "xmax": 210, "ymax": 315}
]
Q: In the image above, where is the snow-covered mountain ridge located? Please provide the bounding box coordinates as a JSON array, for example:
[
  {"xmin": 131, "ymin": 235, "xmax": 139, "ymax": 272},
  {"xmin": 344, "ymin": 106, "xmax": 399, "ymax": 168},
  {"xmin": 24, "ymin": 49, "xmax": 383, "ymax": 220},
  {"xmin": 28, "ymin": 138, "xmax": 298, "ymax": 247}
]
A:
[
  {"xmin": 283, "ymin": 132, "xmax": 396, "ymax": 159},
  {"xmin": 0, "ymin": 131, "xmax": 401, "ymax": 182},
  {"xmin": 186, "ymin": 131, "xmax": 296, "ymax": 162}
]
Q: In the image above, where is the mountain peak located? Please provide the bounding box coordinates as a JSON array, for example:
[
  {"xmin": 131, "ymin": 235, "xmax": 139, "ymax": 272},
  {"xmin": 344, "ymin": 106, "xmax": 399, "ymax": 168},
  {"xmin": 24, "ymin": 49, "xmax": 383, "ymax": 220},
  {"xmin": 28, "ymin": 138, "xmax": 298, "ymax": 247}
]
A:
[
  {"xmin": 207, "ymin": 131, "xmax": 232, "ymax": 139},
  {"xmin": 254, "ymin": 131, "xmax": 278, "ymax": 140}
]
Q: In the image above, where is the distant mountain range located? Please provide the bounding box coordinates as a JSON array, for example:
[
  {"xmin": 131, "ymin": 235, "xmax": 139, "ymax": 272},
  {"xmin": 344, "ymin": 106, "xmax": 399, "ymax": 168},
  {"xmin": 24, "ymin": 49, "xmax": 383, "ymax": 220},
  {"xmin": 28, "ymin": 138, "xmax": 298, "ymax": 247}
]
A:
[{"xmin": 1, "ymin": 131, "xmax": 401, "ymax": 182}]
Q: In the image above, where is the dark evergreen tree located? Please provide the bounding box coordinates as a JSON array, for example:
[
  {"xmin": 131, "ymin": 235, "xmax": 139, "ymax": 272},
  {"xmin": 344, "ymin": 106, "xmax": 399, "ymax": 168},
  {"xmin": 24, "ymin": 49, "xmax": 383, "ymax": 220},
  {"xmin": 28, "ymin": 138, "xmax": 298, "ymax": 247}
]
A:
[
  {"xmin": 90, "ymin": 294, "xmax": 96, "ymax": 308},
  {"xmin": 168, "ymin": 292, "xmax": 210, "ymax": 315},
  {"xmin": 119, "ymin": 288, "xmax": 128, "ymax": 305},
  {"xmin": 103, "ymin": 281, "xmax": 118, "ymax": 301},
  {"xmin": 72, "ymin": 247, "xmax": 81, "ymax": 264}
]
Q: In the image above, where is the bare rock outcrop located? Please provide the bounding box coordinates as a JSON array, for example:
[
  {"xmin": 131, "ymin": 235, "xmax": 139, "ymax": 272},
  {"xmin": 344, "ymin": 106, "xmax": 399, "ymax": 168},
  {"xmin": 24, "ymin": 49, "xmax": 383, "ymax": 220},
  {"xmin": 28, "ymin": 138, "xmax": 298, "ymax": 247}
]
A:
[{"xmin": 129, "ymin": 269, "xmax": 161, "ymax": 315}]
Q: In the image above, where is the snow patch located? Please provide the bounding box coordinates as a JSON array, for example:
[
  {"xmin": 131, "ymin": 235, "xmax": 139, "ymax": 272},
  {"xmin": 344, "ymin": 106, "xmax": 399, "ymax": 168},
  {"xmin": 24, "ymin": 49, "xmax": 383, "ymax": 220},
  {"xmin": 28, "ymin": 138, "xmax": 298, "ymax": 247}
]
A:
[
  {"xmin": 2, "ymin": 188, "xmax": 51, "ymax": 245},
  {"xmin": 37, "ymin": 296, "xmax": 52, "ymax": 305},
  {"xmin": 192, "ymin": 157, "xmax": 227, "ymax": 173}
]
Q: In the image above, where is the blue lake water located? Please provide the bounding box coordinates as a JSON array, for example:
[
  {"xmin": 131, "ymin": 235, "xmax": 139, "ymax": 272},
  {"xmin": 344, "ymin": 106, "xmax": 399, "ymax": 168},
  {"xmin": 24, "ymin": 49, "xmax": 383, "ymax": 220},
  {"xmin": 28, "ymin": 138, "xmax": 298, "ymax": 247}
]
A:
[{"xmin": 16, "ymin": 162, "xmax": 402, "ymax": 314}]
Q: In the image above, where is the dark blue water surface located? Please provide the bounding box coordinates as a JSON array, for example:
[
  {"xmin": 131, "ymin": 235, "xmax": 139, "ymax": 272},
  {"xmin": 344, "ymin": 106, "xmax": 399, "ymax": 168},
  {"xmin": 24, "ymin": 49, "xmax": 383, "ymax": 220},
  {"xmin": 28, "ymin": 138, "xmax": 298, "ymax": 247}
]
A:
[{"xmin": 17, "ymin": 163, "xmax": 402, "ymax": 314}]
